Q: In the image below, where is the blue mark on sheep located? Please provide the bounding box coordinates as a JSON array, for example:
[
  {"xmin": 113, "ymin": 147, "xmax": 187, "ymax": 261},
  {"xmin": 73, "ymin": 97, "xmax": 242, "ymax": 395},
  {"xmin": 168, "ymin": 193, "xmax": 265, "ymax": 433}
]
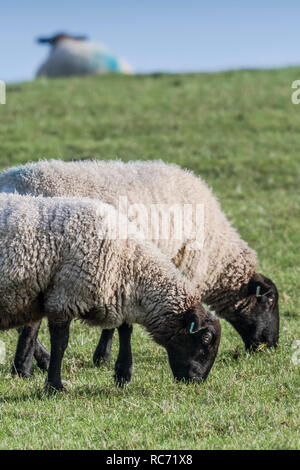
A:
[{"xmin": 90, "ymin": 52, "xmax": 121, "ymax": 73}]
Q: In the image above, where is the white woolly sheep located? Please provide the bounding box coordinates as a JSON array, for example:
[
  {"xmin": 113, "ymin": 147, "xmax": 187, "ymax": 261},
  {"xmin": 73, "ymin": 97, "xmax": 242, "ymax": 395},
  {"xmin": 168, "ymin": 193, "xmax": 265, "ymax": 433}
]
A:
[
  {"xmin": 0, "ymin": 159, "xmax": 279, "ymax": 380},
  {"xmin": 36, "ymin": 33, "xmax": 133, "ymax": 78},
  {"xmin": 0, "ymin": 193, "xmax": 221, "ymax": 390}
]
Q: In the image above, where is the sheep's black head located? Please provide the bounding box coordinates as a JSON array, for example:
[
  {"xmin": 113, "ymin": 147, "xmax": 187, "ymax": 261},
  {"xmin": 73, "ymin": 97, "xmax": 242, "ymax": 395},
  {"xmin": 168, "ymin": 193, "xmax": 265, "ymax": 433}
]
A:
[
  {"xmin": 230, "ymin": 273, "xmax": 279, "ymax": 351},
  {"xmin": 163, "ymin": 304, "xmax": 221, "ymax": 383},
  {"xmin": 37, "ymin": 33, "xmax": 88, "ymax": 46}
]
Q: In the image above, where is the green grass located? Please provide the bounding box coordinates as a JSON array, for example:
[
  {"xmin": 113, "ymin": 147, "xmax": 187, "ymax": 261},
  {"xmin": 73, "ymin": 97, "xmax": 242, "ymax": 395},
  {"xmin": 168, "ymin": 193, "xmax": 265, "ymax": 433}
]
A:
[{"xmin": 0, "ymin": 69, "xmax": 299, "ymax": 449}]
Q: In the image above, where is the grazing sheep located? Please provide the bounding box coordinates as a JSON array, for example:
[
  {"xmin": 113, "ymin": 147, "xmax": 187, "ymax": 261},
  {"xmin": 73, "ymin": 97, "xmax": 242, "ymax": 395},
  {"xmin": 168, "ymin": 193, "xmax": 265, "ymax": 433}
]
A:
[
  {"xmin": 0, "ymin": 159, "xmax": 279, "ymax": 379},
  {"xmin": 36, "ymin": 33, "xmax": 133, "ymax": 78},
  {"xmin": 0, "ymin": 193, "xmax": 221, "ymax": 390}
]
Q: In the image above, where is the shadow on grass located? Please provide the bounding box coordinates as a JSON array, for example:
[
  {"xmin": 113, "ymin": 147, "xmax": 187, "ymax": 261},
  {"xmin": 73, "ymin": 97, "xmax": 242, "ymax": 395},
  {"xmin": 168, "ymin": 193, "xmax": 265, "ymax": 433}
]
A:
[
  {"xmin": 218, "ymin": 345, "xmax": 280, "ymax": 366},
  {"xmin": 0, "ymin": 389, "xmax": 46, "ymax": 404},
  {"xmin": 217, "ymin": 347, "xmax": 246, "ymax": 364},
  {"xmin": 283, "ymin": 310, "xmax": 298, "ymax": 319},
  {"xmin": 0, "ymin": 380, "xmax": 158, "ymax": 403}
]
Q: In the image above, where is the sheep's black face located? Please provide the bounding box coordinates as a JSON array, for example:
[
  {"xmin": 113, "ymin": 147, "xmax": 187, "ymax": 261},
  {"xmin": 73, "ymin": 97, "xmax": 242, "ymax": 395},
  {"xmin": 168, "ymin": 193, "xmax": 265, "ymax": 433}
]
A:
[
  {"xmin": 165, "ymin": 306, "xmax": 221, "ymax": 383},
  {"xmin": 37, "ymin": 33, "xmax": 87, "ymax": 46},
  {"xmin": 230, "ymin": 273, "xmax": 279, "ymax": 350}
]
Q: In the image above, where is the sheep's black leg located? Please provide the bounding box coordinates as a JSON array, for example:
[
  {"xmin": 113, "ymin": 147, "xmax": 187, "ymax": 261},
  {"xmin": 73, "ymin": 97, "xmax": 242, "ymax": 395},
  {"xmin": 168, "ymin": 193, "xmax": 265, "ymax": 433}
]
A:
[
  {"xmin": 93, "ymin": 328, "xmax": 115, "ymax": 366},
  {"xmin": 114, "ymin": 323, "xmax": 133, "ymax": 387},
  {"xmin": 12, "ymin": 323, "xmax": 42, "ymax": 378},
  {"xmin": 34, "ymin": 338, "xmax": 50, "ymax": 372},
  {"xmin": 45, "ymin": 319, "xmax": 71, "ymax": 392}
]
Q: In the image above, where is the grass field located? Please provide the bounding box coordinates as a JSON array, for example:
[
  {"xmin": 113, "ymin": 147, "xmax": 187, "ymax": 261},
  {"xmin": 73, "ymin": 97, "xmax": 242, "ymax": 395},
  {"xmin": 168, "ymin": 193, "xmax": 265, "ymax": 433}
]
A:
[{"xmin": 0, "ymin": 69, "xmax": 299, "ymax": 450}]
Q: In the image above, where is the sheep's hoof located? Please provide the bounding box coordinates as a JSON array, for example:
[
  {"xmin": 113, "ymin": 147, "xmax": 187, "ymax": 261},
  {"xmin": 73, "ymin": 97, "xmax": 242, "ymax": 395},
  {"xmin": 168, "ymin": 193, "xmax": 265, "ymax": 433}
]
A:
[
  {"xmin": 11, "ymin": 364, "xmax": 33, "ymax": 378},
  {"xmin": 114, "ymin": 364, "xmax": 133, "ymax": 387},
  {"xmin": 93, "ymin": 352, "xmax": 111, "ymax": 367},
  {"xmin": 44, "ymin": 380, "xmax": 66, "ymax": 395},
  {"xmin": 114, "ymin": 374, "xmax": 132, "ymax": 387}
]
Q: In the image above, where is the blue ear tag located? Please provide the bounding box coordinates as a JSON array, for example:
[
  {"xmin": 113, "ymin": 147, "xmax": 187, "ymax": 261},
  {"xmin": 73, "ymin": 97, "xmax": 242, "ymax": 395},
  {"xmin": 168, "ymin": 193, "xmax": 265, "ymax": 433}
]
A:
[
  {"xmin": 189, "ymin": 322, "xmax": 195, "ymax": 334},
  {"xmin": 256, "ymin": 286, "xmax": 261, "ymax": 297}
]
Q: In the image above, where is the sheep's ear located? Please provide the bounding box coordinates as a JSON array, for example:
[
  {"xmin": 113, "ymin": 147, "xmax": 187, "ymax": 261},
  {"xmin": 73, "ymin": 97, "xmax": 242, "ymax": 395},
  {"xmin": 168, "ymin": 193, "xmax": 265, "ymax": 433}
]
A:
[
  {"xmin": 37, "ymin": 36, "xmax": 52, "ymax": 44},
  {"xmin": 183, "ymin": 308, "xmax": 202, "ymax": 334},
  {"xmin": 248, "ymin": 273, "xmax": 271, "ymax": 300}
]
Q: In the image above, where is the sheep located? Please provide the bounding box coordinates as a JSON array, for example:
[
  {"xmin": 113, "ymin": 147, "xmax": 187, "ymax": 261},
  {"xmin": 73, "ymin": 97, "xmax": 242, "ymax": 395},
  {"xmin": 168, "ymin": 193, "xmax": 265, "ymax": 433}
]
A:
[
  {"xmin": 0, "ymin": 193, "xmax": 221, "ymax": 390},
  {"xmin": 36, "ymin": 33, "xmax": 133, "ymax": 78},
  {"xmin": 0, "ymin": 159, "xmax": 279, "ymax": 380}
]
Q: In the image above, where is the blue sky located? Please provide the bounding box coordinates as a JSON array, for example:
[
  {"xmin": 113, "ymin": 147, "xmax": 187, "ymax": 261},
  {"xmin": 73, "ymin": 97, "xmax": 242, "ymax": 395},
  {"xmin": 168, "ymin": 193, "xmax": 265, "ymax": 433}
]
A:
[{"xmin": 0, "ymin": 0, "xmax": 299, "ymax": 83}]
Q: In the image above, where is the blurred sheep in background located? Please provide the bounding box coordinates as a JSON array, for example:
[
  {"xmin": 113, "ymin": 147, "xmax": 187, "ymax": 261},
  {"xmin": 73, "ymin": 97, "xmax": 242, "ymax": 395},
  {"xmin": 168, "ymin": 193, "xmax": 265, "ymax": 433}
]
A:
[{"xmin": 36, "ymin": 33, "xmax": 133, "ymax": 78}]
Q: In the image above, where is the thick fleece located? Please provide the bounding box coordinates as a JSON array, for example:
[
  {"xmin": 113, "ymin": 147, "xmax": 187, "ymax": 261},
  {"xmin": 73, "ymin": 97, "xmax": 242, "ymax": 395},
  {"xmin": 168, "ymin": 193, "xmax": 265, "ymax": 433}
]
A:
[
  {"xmin": 0, "ymin": 193, "xmax": 203, "ymax": 340},
  {"xmin": 0, "ymin": 159, "xmax": 258, "ymax": 319}
]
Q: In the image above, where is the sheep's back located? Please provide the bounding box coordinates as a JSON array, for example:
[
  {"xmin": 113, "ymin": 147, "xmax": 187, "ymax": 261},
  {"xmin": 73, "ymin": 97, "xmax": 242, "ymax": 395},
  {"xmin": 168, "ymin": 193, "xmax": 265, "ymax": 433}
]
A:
[{"xmin": 0, "ymin": 160, "xmax": 257, "ymax": 294}]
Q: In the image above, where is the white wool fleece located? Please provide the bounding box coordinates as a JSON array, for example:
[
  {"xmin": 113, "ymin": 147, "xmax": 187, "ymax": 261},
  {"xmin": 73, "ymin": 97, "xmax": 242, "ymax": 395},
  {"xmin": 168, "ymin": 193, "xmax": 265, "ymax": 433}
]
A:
[
  {"xmin": 0, "ymin": 193, "xmax": 200, "ymax": 337},
  {"xmin": 0, "ymin": 159, "xmax": 257, "ymax": 317}
]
